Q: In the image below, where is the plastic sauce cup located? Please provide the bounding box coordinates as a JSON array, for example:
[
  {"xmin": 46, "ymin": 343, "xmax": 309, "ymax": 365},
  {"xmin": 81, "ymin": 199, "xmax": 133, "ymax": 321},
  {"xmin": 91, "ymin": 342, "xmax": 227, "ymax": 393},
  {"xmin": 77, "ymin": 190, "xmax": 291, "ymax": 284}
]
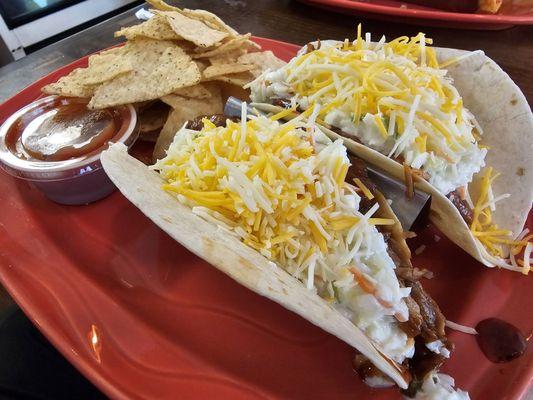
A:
[{"xmin": 0, "ymin": 95, "xmax": 138, "ymax": 205}]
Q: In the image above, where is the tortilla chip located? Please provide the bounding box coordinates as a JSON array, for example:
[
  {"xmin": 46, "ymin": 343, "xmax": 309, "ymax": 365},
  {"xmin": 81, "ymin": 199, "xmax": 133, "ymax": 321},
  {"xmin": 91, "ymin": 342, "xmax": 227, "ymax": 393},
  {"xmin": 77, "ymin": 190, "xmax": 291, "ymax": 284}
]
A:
[
  {"xmin": 133, "ymin": 100, "xmax": 157, "ymax": 112},
  {"xmin": 167, "ymin": 83, "xmax": 213, "ymax": 100},
  {"xmin": 193, "ymin": 34, "xmax": 255, "ymax": 58},
  {"xmin": 89, "ymin": 39, "xmax": 200, "ymax": 109},
  {"xmin": 42, "ymin": 68, "xmax": 96, "ymax": 98},
  {"xmin": 208, "ymin": 72, "xmax": 255, "ymax": 88},
  {"xmin": 145, "ymin": 0, "xmax": 238, "ymax": 36},
  {"xmin": 115, "ymin": 14, "xmax": 180, "ymax": 41},
  {"xmin": 208, "ymin": 49, "xmax": 247, "ymax": 65},
  {"xmin": 194, "ymin": 60, "xmax": 209, "ymax": 73},
  {"xmin": 179, "ymin": 8, "xmax": 239, "ymax": 36},
  {"xmin": 138, "ymin": 101, "xmax": 170, "ymax": 133},
  {"xmin": 202, "ymin": 63, "xmax": 254, "ymax": 80},
  {"xmin": 218, "ymin": 81, "xmax": 251, "ymax": 104},
  {"xmin": 73, "ymin": 48, "xmax": 134, "ymax": 85},
  {"xmin": 139, "ymin": 129, "xmax": 161, "ymax": 143},
  {"xmin": 145, "ymin": 0, "xmax": 179, "ymax": 11},
  {"xmin": 238, "ymin": 50, "xmax": 286, "ymax": 77},
  {"xmin": 154, "ymin": 84, "xmax": 223, "ymax": 160},
  {"xmin": 158, "ymin": 11, "xmax": 228, "ymax": 48}
]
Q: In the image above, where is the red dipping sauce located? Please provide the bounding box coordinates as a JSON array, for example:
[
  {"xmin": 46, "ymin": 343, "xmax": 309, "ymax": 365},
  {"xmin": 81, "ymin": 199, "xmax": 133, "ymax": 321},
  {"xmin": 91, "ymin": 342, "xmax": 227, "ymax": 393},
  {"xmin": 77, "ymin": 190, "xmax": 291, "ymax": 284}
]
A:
[
  {"xmin": 476, "ymin": 318, "xmax": 528, "ymax": 363},
  {"xmin": 0, "ymin": 96, "xmax": 138, "ymax": 205}
]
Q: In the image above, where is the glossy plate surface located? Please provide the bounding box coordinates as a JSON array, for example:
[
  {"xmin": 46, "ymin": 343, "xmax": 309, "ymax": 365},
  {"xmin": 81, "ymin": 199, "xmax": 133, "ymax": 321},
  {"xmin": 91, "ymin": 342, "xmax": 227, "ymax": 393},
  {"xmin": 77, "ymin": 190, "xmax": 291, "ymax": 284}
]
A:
[
  {"xmin": 298, "ymin": 0, "xmax": 533, "ymax": 29},
  {"xmin": 0, "ymin": 37, "xmax": 531, "ymax": 400}
]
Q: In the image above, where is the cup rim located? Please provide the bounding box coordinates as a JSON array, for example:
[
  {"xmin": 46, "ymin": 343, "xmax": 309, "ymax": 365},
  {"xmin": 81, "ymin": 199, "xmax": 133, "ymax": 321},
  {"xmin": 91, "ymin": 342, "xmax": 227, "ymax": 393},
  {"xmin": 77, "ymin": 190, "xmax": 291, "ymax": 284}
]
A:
[{"xmin": 0, "ymin": 95, "xmax": 138, "ymax": 181}]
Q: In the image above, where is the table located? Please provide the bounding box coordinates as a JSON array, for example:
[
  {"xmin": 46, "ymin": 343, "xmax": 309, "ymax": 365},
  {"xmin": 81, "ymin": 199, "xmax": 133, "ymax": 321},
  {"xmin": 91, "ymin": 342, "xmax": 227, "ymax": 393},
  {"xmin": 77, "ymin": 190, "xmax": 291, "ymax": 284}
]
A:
[{"xmin": 0, "ymin": 1, "xmax": 531, "ymax": 398}]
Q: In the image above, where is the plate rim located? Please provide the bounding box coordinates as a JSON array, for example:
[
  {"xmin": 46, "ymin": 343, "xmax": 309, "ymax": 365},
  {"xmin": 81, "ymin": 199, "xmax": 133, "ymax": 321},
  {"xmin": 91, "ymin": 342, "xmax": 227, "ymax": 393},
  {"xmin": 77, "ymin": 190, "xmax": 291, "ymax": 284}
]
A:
[{"xmin": 298, "ymin": 0, "xmax": 533, "ymax": 25}]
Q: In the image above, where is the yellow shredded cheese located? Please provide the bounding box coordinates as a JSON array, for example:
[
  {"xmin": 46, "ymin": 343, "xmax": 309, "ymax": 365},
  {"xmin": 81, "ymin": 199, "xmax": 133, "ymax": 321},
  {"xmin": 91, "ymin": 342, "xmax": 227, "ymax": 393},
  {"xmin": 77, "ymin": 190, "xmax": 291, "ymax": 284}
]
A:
[
  {"xmin": 352, "ymin": 177, "xmax": 374, "ymax": 200},
  {"xmin": 154, "ymin": 113, "xmax": 418, "ymax": 363},
  {"xmin": 153, "ymin": 115, "xmax": 398, "ymax": 280},
  {"xmin": 250, "ymin": 28, "xmax": 488, "ymax": 197},
  {"xmin": 469, "ymin": 168, "xmax": 531, "ymax": 272},
  {"xmin": 251, "ymin": 30, "xmax": 529, "ymax": 272}
]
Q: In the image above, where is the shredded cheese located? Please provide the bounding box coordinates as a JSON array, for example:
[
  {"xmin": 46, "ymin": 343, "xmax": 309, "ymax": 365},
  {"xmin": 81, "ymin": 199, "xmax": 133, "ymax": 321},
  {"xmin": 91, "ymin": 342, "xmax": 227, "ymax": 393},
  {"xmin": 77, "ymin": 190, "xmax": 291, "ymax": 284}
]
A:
[
  {"xmin": 352, "ymin": 177, "xmax": 374, "ymax": 200},
  {"xmin": 469, "ymin": 168, "xmax": 532, "ymax": 272},
  {"xmin": 250, "ymin": 30, "xmax": 531, "ymax": 273},
  {"xmin": 154, "ymin": 114, "xmax": 415, "ymax": 363},
  {"xmin": 251, "ymin": 30, "xmax": 488, "ymax": 197},
  {"xmin": 445, "ymin": 320, "xmax": 478, "ymax": 335}
]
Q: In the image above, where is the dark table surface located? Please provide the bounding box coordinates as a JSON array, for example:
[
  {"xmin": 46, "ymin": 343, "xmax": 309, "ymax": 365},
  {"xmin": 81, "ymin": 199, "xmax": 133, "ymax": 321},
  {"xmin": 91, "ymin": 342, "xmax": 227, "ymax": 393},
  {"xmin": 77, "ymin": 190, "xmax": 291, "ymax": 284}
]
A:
[{"xmin": 0, "ymin": 1, "xmax": 531, "ymax": 398}]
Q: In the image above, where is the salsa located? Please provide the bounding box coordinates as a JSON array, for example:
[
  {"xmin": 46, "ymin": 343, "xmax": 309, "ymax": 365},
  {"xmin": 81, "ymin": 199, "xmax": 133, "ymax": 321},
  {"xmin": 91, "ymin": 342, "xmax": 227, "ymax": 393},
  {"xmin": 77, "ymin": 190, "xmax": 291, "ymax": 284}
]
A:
[{"xmin": 5, "ymin": 97, "xmax": 127, "ymax": 162}]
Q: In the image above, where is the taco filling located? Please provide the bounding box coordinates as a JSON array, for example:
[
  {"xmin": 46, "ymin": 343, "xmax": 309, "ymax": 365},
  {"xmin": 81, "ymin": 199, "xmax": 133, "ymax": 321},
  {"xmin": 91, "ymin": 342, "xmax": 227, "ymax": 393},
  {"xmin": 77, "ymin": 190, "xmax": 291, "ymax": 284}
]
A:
[
  {"xmin": 150, "ymin": 111, "xmax": 466, "ymax": 396},
  {"xmin": 248, "ymin": 29, "xmax": 532, "ymax": 272}
]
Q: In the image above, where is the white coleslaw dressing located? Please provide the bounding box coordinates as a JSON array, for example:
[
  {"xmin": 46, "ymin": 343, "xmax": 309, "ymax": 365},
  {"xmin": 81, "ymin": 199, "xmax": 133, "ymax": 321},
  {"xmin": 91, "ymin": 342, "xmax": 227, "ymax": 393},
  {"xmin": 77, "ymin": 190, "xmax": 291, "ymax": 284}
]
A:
[{"xmin": 411, "ymin": 373, "xmax": 470, "ymax": 400}]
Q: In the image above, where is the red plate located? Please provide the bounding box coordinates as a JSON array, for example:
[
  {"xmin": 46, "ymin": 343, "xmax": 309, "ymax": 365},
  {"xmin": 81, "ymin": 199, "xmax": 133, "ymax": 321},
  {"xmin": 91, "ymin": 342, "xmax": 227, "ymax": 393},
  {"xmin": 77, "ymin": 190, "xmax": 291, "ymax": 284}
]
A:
[
  {"xmin": 0, "ymin": 37, "xmax": 531, "ymax": 400},
  {"xmin": 297, "ymin": 0, "xmax": 533, "ymax": 30}
]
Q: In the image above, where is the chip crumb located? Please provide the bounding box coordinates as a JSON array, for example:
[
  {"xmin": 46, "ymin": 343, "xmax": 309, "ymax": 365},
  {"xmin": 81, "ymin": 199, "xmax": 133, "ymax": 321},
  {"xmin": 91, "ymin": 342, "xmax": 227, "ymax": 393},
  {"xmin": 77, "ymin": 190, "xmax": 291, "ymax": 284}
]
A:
[
  {"xmin": 414, "ymin": 245, "xmax": 426, "ymax": 255},
  {"xmin": 434, "ymin": 235, "xmax": 441, "ymax": 242}
]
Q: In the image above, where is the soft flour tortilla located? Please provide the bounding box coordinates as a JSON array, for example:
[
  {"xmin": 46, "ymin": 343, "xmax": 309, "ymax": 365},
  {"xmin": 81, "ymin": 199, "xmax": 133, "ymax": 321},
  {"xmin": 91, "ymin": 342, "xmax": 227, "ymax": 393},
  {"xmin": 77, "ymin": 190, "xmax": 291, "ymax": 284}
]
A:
[
  {"xmin": 101, "ymin": 143, "xmax": 408, "ymax": 388},
  {"xmin": 253, "ymin": 47, "xmax": 533, "ymax": 267}
]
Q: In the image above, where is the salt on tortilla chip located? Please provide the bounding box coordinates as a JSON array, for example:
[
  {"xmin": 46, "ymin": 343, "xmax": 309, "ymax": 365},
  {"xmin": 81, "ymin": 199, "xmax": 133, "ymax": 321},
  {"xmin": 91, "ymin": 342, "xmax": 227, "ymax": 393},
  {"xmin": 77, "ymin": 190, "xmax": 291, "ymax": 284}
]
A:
[
  {"xmin": 193, "ymin": 34, "xmax": 255, "ymax": 58},
  {"xmin": 42, "ymin": 68, "xmax": 96, "ymax": 98},
  {"xmin": 202, "ymin": 63, "xmax": 254, "ymax": 80},
  {"xmin": 115, "ymin": 14, "xmax": 180, "ymax": 41},
  {"xmin": 208, "ymin": 49, "xmax": 247, "ymax": 65},
  {"xmin": 89, "ymin": 39, "xmax": 200, "ymax": 109},
  {"xmin": 138, "ymin": 101, "xmax": 170, "ymax": 133},
  {"xmin": 75, "ymin": 48, "xmax": 133, "ymax": 85},
  {"xmin": 237, "ymin": 50, "xmax": 286, "ymax": 77},
  {"xmin": 179, "ymin": 8, "xmax": 239, "ymax": 36},
  {"xmin": 154, "ymin": 84, "xmax": 223, "ymax": 161},
  {"xmin": 168, "ymin": 83, "xmax": 213, "ymax": 100},
  {"xmin": 158, "ymin": 11, "xmax": 228, "ymax": 48}
]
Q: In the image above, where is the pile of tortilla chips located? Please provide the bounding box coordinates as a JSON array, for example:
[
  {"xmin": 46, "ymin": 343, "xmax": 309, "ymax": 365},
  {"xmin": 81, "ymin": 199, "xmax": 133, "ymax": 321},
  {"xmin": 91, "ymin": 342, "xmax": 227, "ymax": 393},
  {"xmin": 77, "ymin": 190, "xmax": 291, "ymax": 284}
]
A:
[{"xmin": 42, "ymin": 0, "xmax": 285, "ymax": 161}]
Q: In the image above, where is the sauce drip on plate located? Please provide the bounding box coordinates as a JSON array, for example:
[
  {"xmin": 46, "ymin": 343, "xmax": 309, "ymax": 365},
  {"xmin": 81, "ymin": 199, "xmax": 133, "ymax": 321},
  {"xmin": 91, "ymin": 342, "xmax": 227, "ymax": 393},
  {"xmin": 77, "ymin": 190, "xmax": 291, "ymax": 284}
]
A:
[{"xmin": 476, "ymin": 318, "xmax": 527, "ymax": 363}]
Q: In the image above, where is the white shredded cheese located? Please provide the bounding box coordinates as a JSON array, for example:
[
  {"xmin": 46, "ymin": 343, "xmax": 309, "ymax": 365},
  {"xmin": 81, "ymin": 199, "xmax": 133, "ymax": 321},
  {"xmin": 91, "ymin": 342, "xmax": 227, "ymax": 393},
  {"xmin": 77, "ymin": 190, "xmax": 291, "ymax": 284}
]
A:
[{"xmin": 445, "ymin": 320, "xmax": 478, "ymax": 335}]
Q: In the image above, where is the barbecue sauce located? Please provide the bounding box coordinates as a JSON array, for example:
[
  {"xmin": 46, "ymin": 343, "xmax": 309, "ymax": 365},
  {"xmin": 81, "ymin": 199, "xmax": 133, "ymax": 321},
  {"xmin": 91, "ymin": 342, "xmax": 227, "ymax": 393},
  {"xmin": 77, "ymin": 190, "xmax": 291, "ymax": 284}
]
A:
[
  {"xmin": 5, "ymin": 97, "xmax": 125, "ymax": 162},
  {"xmin": 476, "ymin": 318, "xmax": 527, "ymax": 363}
]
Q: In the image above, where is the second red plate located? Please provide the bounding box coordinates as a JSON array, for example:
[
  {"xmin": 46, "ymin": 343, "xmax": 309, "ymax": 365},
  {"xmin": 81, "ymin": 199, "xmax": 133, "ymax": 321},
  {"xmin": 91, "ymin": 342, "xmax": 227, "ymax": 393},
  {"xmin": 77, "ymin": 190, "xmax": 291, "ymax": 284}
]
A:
[{"xmin": 297, "ymin": 0, "xmax": 533, "ymax": 29}]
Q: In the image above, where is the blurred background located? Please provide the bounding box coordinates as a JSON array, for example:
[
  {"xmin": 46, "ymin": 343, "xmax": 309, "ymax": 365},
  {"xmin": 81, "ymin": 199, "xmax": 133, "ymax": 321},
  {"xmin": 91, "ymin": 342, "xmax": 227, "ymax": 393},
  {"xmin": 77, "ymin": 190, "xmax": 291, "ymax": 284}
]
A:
[{"xmin": 0, "ymin": 0, "xmax": 143, "ymax": 67}]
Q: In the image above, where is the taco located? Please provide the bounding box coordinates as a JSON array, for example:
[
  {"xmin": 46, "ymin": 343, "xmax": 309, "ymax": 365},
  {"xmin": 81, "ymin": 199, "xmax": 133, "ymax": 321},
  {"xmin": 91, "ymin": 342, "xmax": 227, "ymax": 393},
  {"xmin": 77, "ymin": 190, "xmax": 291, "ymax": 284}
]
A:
[
  {"xmin": 101, "ymin": 110, "xmax": 468, "ymax": 397},
  {"xmin": 247, "ymin": 29, "xmax": 533, "ymax": 273}
]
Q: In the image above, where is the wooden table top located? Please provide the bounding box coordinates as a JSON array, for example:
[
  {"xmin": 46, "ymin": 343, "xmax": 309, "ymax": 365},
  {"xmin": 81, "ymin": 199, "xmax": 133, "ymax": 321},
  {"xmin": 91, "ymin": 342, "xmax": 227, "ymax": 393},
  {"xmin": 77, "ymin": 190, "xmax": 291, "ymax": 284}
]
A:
[{"xmin": 0, "ymin": 0, "xmax": 532, "ymax": 105}]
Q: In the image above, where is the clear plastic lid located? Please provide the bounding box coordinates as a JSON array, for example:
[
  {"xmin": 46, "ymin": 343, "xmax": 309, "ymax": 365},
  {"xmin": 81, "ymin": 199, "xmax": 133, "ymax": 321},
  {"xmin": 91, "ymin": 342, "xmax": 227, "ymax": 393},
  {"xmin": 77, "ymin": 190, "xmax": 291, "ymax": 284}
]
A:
[{"xmin": 0, "ymin": 95, "xmax": 137, "ymax": 182}]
